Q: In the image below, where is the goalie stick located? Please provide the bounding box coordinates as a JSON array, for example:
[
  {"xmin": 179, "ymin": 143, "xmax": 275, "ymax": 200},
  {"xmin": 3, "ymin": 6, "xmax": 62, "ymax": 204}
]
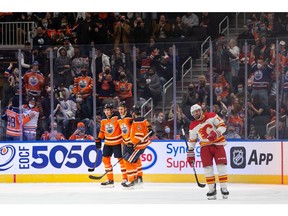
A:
[
  {"xmin": 181, "ymin": 128, "xmax": 206, "ymax": 188},
  {"xmin": 89, "ymin": 130, "xmax": 153, "ymax": 180}
]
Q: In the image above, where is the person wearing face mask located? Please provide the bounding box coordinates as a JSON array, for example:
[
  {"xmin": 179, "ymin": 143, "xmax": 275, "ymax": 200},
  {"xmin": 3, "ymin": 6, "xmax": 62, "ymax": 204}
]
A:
[
  {"xmin": 253, "ymin": 35, "xmax": 271, "ymax": 62},
  {"xmin": 154, "ymin": 112, "xmax": 167, "ymax": 139},
  {"xmin": 113, "ymin": 15, "xmax": 131, "ymax": 54},
  {"xmin": 75, "ymin": 93, "xmax": 93, "ymax": 134},
  {"xmin": 114, "ymin": 72, "xmax": 133, "ymax": 110},
  {"xmin": 143, "ymin": 67, "xmax": 162, "ymax": 106},
  {"xmin": 69, "ymin": 122, "xmax": 94, "ymax": 140},
  {"xmin": 23, "ymin": 61, "xmax": 45, "ymax": 99},
  {"xmin": 97, "ymin": 67, "xmax": 116, "ymax": 103},
  {"xmin": 41, "ymin": 122, "xmax": 66, "ymax": 141},
  {"xmin": 22, "ymin": 97, "xmax": 40, "ymax": 141},
  {"xmin": 249, "ymin": 44, "xmax": 276, "ymax": 106},
  {"xmin": 73, "ymin": 66, "xmax": 93, "ymax": 100}
]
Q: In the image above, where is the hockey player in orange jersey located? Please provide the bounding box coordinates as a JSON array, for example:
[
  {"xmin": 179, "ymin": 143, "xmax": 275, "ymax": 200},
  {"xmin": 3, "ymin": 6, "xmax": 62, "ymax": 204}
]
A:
[
  {"xmin": 95, "ymin": 103, "xmax": 127, "ymax": 188},
  {"xmin": 122, "ymin": 105, "xmax": 153, "ymax": 189},
  {"xmin": 187, "ymin": 104, "xmax": 229, "ymax": 200},
  {"xmin": 117, "ymin": 101, "xmax": 145, "ymax": 188}
]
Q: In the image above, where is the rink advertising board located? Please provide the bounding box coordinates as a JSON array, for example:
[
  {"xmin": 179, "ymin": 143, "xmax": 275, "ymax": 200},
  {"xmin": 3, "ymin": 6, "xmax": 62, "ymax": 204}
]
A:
[
  {"xmin": 283, "ymin": 142, "xmax": 288, "ymax": 184},
  {"xmin": 0, "ymin": 140, "xmax": 286, "ymax": 184}
]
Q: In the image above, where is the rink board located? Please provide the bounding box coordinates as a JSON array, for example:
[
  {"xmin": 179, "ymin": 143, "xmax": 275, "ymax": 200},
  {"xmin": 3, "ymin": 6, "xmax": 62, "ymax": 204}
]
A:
[{"xmin": 0, "ymin": 140, "xmax": 287, "ymax": 184}]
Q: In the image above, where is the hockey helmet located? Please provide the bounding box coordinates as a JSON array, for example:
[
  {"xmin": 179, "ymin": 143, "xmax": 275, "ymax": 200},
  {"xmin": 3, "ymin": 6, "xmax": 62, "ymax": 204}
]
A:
[
  {"xmin": 130, "ymin": 105, "xmax": 141, "ymax": 115},
  {"xmin": 118, "ymin": 101, "xmax": 127, "ymax": 108},
  {"xmin": 190, "ymin": 104, "xmax": 202, "ymax": 119},
  {"xmin": 103, "ymin": 103, "xmax": 113, "ymax": 110}
]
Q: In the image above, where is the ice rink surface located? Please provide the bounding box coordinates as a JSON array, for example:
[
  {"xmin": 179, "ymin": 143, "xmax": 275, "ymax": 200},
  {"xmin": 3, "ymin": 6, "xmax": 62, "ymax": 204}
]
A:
[{"xmin": 0, "ymin": 182, "xmax": 287, "ymax": 216}]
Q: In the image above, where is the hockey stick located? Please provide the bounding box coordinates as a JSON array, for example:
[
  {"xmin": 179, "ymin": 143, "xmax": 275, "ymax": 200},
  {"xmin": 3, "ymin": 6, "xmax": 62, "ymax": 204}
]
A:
[
  {"xmin": 89, "ymin": 130, "xmax": 152, "ymax": 180},
  {"xmin": 181, "ymin": 128, "xmax": 206, "ymax": 188},
  {"xmin": 88, "ymin": 147, "xmax": 102, "ymax": 172}
]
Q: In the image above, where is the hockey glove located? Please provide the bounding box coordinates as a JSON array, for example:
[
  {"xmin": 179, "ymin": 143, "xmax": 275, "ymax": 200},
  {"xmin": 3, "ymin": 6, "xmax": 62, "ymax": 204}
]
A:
[
  {"xmin": 207, "ymin": 130, "xmax": 218, "ymax": 142},
  {"xmin": 148, "ymin": 128, "xmax": 155, "ymax": 136},
  {"xmin": 187, "ymin": 149, "xmax": 195, "ymax": 166},
  {"xmin": 126, "ymin": 143, "xmax": 135, "ymax": 154},
  {"xmin": 95, "ymin": 138, "xmax": 102, "ymax": 149}
]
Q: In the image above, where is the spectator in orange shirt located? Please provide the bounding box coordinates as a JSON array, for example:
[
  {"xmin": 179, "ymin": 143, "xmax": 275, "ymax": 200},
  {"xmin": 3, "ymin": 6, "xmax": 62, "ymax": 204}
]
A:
[{"xmin": 69, "ymin": 122, "xmax": 94, "ymax": 140}]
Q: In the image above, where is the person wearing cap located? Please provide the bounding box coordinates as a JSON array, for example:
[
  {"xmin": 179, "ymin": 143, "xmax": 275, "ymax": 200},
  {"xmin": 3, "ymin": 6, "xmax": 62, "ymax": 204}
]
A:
[
  {"xmin": 23, "ymin": 61, "xmax": 45, "ymax": 98},
  {"xmin": 69, "ymin": 122, "xmax": 94, "ymax": 140}
]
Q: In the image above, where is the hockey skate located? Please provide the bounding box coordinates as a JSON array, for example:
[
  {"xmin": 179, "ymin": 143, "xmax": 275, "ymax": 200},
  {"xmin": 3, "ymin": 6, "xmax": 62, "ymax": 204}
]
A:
[
  {"xmin": 220, "ymin": 188, "xmax": 229, "ymax": 199},
  {"xmin": 100, "ymin": 180, "xmax": 114, "ymax": 188},
  {"xmin": 135, "ymin": 176, "xmax": 143, "ymax": 188},
  {"xmin": 121, "ymin": 179, "xmax": 128, "ymax": 186},
  {"xmin": 122, "ymin": 181, "xmax": 135, "ymax": 190},
  {"xmin": 206, "ymin": 184, "xmax": 217, "ymax": 200}
]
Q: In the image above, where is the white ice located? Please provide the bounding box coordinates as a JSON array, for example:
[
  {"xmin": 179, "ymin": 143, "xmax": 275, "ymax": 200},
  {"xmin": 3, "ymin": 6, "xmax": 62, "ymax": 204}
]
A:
[{"xmin": 0, "ymin": 182, "xmax": 287, "ymax": 216}]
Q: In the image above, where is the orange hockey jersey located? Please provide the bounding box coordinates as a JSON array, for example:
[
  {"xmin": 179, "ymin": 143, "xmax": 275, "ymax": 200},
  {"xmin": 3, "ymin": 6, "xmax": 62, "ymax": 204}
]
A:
[
  {"xmin": 23, "ymin": 71, "xmax": 45, "ymax": 96},
  {"xmin": 117, "ymin": 113, "xmax": 133, "ymax": 144},
  {"xmin": 73, "ymin": 75, "xmax": 93, "ymax": 98},
  {"xmin": 130, "ymin": 117, "xmax": 151, "ymax": 150},
  {"xmin": 5, "ymin": 108, "xmax": 31, "ymax": 137},
  {"xmin": 114, "ymin": 81, "xmax": 132, "ymax": 99},
  {"xmin": 98, "ymin": 114, "xmax": 122, "ymax": 145}
]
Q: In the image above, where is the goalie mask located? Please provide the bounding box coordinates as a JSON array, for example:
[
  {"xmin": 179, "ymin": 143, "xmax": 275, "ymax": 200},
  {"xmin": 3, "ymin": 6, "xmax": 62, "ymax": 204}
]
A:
[{"xmin": 190, "ymin": 104, "xmax": 203, "ymax": 120}]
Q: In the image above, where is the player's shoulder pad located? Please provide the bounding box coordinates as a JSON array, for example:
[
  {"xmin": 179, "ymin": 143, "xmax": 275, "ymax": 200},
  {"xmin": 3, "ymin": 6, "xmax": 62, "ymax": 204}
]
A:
[
  {"xmin": 205, "ymin": 112, "xmax": 217, "ymax": 118},
  {"xmin": 133, "ymin": 116, "xmax": 145, "ymax": 122}
]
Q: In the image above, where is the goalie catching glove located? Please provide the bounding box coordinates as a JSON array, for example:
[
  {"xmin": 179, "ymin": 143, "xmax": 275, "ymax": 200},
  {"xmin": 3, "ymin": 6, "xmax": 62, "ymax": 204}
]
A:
[{"xmin": 187, "ymin": 148, "xmax": 195, "ymax": 165}]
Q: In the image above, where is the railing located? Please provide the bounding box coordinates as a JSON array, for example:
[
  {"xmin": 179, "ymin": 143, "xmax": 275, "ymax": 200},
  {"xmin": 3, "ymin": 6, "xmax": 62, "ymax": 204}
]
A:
[
  {"xmin": 0, "ymin": 22, "xmax": 35, "ymax": 47},
  {"xmin": 235, "ymin": 12, "xmax": 247, "ymax": 34},
  {"xmin": 200, "ymin": 36, "xmax": 211, "ymax": 76},
  {"xmin": 266, "ymin": 115, "xmax": 287, "ymax": 138},
  {"xmin": 162, "ymin": 77, "xmax": 173, "ymax": 113},
  {"xmin": 141, "ymin": 97, "xmax": 153, "ymax": 123},
  {"xmin": 219, "ymin": 16, "xmax": 229, "ymax": 39},
  {"xmin": 181, "ymin": 56, "xmax": 192, "ymax": 93}
]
